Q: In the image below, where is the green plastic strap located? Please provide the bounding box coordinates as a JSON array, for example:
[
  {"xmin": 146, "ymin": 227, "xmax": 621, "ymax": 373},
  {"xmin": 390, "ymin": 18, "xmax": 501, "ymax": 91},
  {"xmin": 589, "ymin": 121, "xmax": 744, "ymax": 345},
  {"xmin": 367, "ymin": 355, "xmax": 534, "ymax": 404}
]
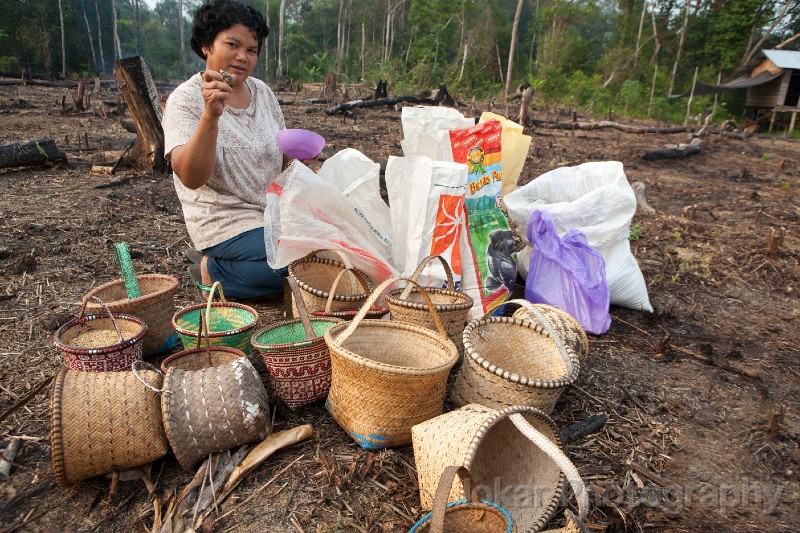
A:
[{"xmin": 114, "ymin": 242, "xmax": 141, "ymax": 298}]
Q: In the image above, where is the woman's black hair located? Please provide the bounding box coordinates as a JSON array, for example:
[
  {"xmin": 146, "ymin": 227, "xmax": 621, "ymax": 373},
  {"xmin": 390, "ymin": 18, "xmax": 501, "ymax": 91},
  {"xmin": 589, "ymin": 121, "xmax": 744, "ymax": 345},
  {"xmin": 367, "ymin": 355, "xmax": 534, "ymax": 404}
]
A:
[{"xmin": 190, "ymin": 0, "xmax": 269, "ymax": 60}]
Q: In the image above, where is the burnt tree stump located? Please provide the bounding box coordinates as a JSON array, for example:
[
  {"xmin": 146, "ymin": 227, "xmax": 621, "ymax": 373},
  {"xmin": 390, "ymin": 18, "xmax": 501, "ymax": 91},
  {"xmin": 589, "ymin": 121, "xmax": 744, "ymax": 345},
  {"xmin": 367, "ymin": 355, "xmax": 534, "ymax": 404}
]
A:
[
  {"xmin": 114, "ymin": 56, "xmax": 167, "ymax": 174},
  {"xmin": 0, "ymin": 138, "xmax": 67, "ymax": 169}
]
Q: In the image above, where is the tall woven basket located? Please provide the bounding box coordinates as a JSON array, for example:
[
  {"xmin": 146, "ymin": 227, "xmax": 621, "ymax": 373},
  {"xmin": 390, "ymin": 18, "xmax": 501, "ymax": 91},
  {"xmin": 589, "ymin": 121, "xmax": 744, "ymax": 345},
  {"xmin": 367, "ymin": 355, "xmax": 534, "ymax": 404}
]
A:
[
  {"xmin": 511, "ymin": 301, "xmax": 589, "ymax": 361},
  {"xmin": 386, "ymin": 256, "xmax": 472, "ymax": 354},
  {"xmin": 54, "ymin": 299, "xmax": 148, "ymax": 372},
  {"xmin": 251, "ymin": 278, "xmax": 342, "ymax": 408},
  {"xmin": 452, "ymin": 300, "xmax": 580, "ymax": 414},
  {"xmin": 84, "ymin": 274, "xmax": 180, "ymax": 356},
  {"xmin": 324, "ymin": 277, "xmax": 459, "ymax": 450},
  {"xmin": 306, "ymin": 267, "xmax": 388, "ymax": 320},
  {"xmin": 149, "ymin": 311, "xmax": 270, "ymax": 470},
  {"xmin": 288, "ymin": 249, "xmax": 374, "ymax": 314},
  {"xmin": 172, "ymin": 282, "xmax": 259, "ymax": 354},
  {"xmin": 50, "ymin": 366, "xmax": 169, "ymax": 486},
  {"xmin": 412, "ymin": 404, "xmax": 589, "ymax": 533},
  {"xmin": 409, "ymin": 465, "xmax": 516, "ymax": 532}
]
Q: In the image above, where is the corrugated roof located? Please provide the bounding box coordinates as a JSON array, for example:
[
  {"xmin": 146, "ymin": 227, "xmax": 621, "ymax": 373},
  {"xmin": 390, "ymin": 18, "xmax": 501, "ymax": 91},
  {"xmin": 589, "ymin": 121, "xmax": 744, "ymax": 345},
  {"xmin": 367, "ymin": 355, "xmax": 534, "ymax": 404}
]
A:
[{"xmin": 763, "ymin": 49, "xmax": 800, "ymax": 70}]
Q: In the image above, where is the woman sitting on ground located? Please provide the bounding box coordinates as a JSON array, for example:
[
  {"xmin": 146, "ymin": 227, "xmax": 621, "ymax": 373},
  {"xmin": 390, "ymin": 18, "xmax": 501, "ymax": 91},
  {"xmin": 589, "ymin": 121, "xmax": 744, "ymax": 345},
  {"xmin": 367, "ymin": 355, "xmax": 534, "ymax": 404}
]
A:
[{"xmin": 163, "ymin": 0, "xmax": 315, "ymax": 299}]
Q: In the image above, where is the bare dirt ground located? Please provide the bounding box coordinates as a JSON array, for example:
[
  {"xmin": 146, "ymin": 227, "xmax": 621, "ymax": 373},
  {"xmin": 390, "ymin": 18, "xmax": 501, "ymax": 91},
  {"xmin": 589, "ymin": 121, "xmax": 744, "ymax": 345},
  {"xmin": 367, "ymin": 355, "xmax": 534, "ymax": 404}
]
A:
[{"xmin": 0, "ymin": 80, "xmax": 798, "ymax": 533}]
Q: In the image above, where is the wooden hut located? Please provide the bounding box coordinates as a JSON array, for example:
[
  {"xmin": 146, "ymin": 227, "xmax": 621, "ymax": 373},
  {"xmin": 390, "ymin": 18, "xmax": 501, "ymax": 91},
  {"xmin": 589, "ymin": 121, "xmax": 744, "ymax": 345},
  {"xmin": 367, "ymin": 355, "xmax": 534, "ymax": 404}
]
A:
[{"xmin": 746, "ymin": 50, "xmax": 800, "ymax": 132}]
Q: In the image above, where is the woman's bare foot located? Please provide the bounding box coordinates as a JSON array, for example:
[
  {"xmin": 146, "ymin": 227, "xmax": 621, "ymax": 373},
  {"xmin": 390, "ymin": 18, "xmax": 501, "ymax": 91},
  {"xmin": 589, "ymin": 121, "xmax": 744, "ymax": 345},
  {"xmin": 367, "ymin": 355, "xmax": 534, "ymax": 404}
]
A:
[{"xmin": 200, "ymin": 255, "xmax": 212, "ymax": 285}]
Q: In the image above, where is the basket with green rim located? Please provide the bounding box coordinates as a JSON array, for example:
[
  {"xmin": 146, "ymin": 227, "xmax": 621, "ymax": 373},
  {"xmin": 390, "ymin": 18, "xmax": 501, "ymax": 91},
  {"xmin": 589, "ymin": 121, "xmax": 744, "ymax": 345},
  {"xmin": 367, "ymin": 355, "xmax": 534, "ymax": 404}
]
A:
[{"xmin": 172, "ymin": 282, "xmax": 259, "ymax": 353}]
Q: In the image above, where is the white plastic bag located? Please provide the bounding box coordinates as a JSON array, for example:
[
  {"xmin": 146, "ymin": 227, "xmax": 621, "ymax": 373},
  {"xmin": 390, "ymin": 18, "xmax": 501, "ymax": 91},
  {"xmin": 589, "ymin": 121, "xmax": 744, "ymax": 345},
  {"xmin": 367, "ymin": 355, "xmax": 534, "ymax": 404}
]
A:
[
  {"xmin": 385, "ymin": 155, "xmax": 468, "ymax": 288},
  {"xmin": 504, "ymin": 161, "xmax": 652, "ymax": 312},
  {"xmin": 264, "ymin": 158, "xmax": 395, "ymax": 283},
  {"xmin": 400, "ymin": 106, "xmax": 475, "ymax": 159}
]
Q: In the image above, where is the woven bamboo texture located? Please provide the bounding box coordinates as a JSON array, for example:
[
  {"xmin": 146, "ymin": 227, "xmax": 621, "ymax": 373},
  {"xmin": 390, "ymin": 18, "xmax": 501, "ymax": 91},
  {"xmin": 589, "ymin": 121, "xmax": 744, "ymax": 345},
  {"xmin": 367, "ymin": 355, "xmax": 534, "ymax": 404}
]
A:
[
  {"xmin": 412, "ymin": 404, "xmax": 567, "ymax": 533},
  {"xmin": 510, "ymin": 301, "xmax": 589, "ymax": 361},
  {"xmin": 50, "ymin": 366, "xmax": 168, "ymax": 486},
  {"xmin": 251, "ymin": 278, "xmax": 342, "ymax": 408},
  {"xmin": 324, "ymin": 277, "xmax": 458, "ymax": 450},
  {"xmin": 84, "ymin": 274, "xmax": 180, "ymax": 355},
  {"xmin": 288, "ymin": 250, "xmax": 374, "ymax": 314},
  {"xmin": 162, "ymin": 352, "xmax": 270, "ymax": 469},
  {"xmin": 386, "ymin": 256, "xmax": 472, "ymax": 354},
  {"xmin": 55, "ymin": 311, "xmax": 148, "ymax": 372},
  {"xmin": 452, "ymin": 310, "xmax": 580, "ymax": 414},
  {"xmin": 172, "ymin": 282, "xmax": 259, "ymax": 354},
  {"xmin": 409, "ymin": 466, "xmax": 516, "ymax": 533}
]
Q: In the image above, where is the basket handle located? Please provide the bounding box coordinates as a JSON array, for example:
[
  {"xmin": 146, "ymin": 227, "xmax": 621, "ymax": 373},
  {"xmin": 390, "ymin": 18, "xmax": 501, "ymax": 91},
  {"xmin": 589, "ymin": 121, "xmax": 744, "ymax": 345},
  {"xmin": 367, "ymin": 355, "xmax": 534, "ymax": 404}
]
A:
[
  {"xmin": 508, "ymin": 413, "xmax": 588, "ymax": 521},
  {"xmin": 114, "ymin": 242, "xmax": 141, "ymax": 299},
  {"xmin": 131, "ymin": 360, "xmax": 168, "ymax": 394},
  {"xmin": 429, "ymin": 465, "xmax": 482, "ymax": 533},
  {"xmin": 400, "ymin": 255, "xmax": 455, "ymax": 299},
  {"xmin": 335, "ymin": 277, "xmax": 448, "ymax": 344},
  {"xmin": 286, "ymin": 277, "xmax": 316, "ymax": 339},
  {"xmin": 323, "ymin": 267, "xmax": 372, "ymax": 313},
  {"xmin": 504, "ymin": 299, "xmax": 576, "ymax": 370},
  {"xmin": 302, "ymin": 248, "xmax": 353, "ymax": 269},
  {"xmin": 78, "ymin": 296, "xmax": 125, "ymax": 344}
]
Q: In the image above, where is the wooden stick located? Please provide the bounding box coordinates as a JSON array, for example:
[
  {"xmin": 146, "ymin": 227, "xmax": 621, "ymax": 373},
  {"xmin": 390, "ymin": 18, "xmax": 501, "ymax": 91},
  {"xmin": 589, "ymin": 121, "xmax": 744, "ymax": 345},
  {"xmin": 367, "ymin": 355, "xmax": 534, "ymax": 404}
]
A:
[
  {"xmin": 0, "ymin": 438, "xmax": 23, "ymax": 480},
  {"xmin": 627, "ymin": 462, "xmax": 669, "ymax": 487},
  {"xmin": 0, "ymin": 375, "xmax": 54, "ymax": 425}
]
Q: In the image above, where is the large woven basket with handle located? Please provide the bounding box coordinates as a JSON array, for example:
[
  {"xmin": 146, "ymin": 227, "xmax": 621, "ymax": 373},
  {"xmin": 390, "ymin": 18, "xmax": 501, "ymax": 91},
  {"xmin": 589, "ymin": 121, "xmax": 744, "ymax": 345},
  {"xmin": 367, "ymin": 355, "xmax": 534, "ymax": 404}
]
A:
[
  {"xmin": 251, "ymin": 278, "xmax": 342, "ymax": 409},
  {"xmin": 172, "ymin": 282, "xmax": 259, "ymax": 354},
  {"xmin": 305, "ymin": 267, "xmax": 388, "ymax": 320},
  {"xmin": 50, "ymin": 366, "xmax": 168, "ymax": 486},
  {"xmin": 324, "ymin": 277, "xmax": 459, "ymax": 450},
  {"xmin": 412, "ymin": 403, "xmax": 588, "ymax": 533},
  {"xmin": 84, "ymin": 242, "xmax": 179, "ymax": 355},
  {"xmin": 511, "ymin": 302, "xmax": 589, "ymax": 362},
  {"xmin": 452, "ymin": 299, "xmax": 580, "ymax": 414},
  {"xmin": 409, "ymin": 465, "xmax": 516, "ymax": 532},
  {"xmin": 386, "ymin": 256, "xmax": 472, "ymax": 353},
  {"xmin": 288, "ymin": 249, "xmax": 375, "ymax": 314}
]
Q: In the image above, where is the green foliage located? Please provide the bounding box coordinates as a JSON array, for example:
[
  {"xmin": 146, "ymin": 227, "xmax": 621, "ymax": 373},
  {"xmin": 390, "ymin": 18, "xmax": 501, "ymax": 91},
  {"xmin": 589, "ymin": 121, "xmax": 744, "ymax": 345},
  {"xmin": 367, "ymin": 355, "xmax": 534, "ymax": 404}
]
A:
[{"xmin": 629, "ymin": 224, "xmax": 643, "ymax": 242}]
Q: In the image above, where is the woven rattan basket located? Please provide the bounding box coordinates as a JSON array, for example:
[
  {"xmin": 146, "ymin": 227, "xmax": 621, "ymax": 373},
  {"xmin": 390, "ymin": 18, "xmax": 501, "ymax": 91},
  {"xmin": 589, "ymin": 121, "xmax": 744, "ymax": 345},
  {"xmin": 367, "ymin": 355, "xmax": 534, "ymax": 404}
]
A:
[
  {"xmin": 150, "ymin": 309, "xmax": 270, "ymax": 470},
  {"xmin": 84, "ymin": 274, "xmax": 180, "ymax": 356},
  {"xmin": 54, "ymin": 299, "xmax": 148, "ymax": 372},
  {"xmin": 304, "ymin": 267, "xmax": 388, "ymax": 320},
  {"xmin": 386, "ymin": 256, "xmax": 473, "ymax": 354},
  {"xmin": 288, "ymin": 249, "xmax": 374, "ymax": 314},
  {"xmin": 172, "ymin": 282, "xmax": 259, "ymax": 354},
  {"xmin": 50, "ymin": 366, "xmax": 168, "ymax": 486},
  {"xmin": 412, "ymin": 404, "xmax": 588, "ymax": 533},
  {"xmin": 510, "ymin": 301, "xmax": 589, "ymax": 362},
  {"xmin": 452, "ymin": 300, "xmax": 580, "ymax": 414},
  {"xmin": 409, "ymin": 465, "xmax": 516, "ymax": 532},
  {"xmin": 324, "ymin": 277, "xmax": 459, "ymax": 450},
  {"xmin": 251, "ymin": 279, "xmax": 342, "ymax": 408}
]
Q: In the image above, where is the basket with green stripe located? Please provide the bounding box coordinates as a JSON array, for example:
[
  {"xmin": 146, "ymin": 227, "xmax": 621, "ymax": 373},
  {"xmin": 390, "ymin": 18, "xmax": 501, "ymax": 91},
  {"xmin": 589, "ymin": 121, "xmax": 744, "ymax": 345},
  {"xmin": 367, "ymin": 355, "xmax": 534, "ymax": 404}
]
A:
[
  {"xmin": 172, "ymin": 282, "xmax": 259, "ymax": 353},
  {"xmin": 251, "ymin": 278, "xmax": 342, "ymax": 408}
]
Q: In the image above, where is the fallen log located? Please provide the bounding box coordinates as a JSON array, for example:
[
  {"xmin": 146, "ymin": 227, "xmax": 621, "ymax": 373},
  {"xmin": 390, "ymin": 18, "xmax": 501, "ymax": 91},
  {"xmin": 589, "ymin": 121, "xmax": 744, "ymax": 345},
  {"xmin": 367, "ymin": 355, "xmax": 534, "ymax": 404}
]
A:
[
  {"xmin": 529, "ymin": 118, "xmax": 692, "ymax": 134},
  {"xmin": 0, "ymin": 138, "xmax": 67, "ymax": 169},
  {"xmin": 642, "ymin": 138, "xmax": 702, "ymax": 161},
  {"xmin": 326, "ymin": 84, "xmax": 459, "ymax": 115},
  {"xmin": 561, "ymin": 414, "xmax": 608, "ymax": 444},
  {"xmin": 0, "ymin": 438, "xmax": 22, "ymax": 481}
]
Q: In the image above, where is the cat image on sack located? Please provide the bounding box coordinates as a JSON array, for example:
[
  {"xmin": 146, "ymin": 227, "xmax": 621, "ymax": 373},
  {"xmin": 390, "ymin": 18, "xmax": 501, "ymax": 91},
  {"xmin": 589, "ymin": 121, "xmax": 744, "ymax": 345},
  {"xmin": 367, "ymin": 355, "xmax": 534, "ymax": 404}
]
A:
[{"xmin": 484, "ymin": 229, "xmax": 517, "ymax": 291}]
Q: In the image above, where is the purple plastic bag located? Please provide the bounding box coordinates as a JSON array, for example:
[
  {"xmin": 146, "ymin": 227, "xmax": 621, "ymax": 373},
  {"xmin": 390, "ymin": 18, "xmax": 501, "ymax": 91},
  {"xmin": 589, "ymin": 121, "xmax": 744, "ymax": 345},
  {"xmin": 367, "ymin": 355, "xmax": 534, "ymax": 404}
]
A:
[{"xmin": 525, "ymin": 210, "xmax": 611, "ymax": 334}]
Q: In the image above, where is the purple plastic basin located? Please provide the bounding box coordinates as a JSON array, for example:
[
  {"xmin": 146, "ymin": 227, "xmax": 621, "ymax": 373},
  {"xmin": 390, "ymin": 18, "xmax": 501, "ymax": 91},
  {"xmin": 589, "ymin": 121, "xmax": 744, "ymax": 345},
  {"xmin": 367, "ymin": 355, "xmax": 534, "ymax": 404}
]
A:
[{"xmin": 276, "ymin": 129, "xmax": 326, "ymax": 160}]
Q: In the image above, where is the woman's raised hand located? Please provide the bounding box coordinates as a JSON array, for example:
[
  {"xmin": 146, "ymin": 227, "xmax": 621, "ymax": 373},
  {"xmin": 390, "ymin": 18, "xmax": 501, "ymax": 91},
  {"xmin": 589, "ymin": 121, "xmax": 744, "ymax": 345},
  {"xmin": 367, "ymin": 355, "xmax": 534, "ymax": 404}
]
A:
[{"xmin": 201, "ymin": 70, "xmax": 234, "ymax": 117}]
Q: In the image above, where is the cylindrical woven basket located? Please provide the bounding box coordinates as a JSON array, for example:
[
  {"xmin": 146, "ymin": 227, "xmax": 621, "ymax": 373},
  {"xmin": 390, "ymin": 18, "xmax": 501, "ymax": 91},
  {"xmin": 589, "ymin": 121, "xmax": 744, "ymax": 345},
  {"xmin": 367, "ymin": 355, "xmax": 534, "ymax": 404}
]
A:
[
  {"xmin": 386, "ymin": 256, "xmax": 473, "ymax": 354},
  {"xmin": 251, "ymin": 278, "xmax": 342, "ymax": 409},
  {"xmin": 84, "ymin": 274, "xmax": 180, "ymax": 356},
  {"xmin": 54, "ymin": 299, "xmax": 148, "ymax": 372},
  {"xmin": 324, "ymin": 277, "xmax": 459, "ymax": 450},
  {"xmin": 510, "ymin": 301, "xmax": 589, "ymax": 362},
  {"xmin": 172, "ymin": 282, "xmax": 259, "ymax": 354},
  {"xmin": 288, "ymin": 249, "xmax": 375, "ymax": 315},
  {"xmin": 153, "ymin": 341, "xmax": 270, "ymax": 469},
  {"xmin": 409, "ymin": 465, "xmax": 516, "ymax": 533},
  {"xmin": 50, "ymin": 366, "xmax": 168, "ymax": 486},
  {"xmin": 305, "ymin": 267, "xmax": 388, "ymax": 320},
  {"xmin": 452, "ymin": 300, "xmax": 580, "ymax": 414},
  {"xmin": 412, "ymin": 404, "xmax": 589, "ymax": 533}
]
